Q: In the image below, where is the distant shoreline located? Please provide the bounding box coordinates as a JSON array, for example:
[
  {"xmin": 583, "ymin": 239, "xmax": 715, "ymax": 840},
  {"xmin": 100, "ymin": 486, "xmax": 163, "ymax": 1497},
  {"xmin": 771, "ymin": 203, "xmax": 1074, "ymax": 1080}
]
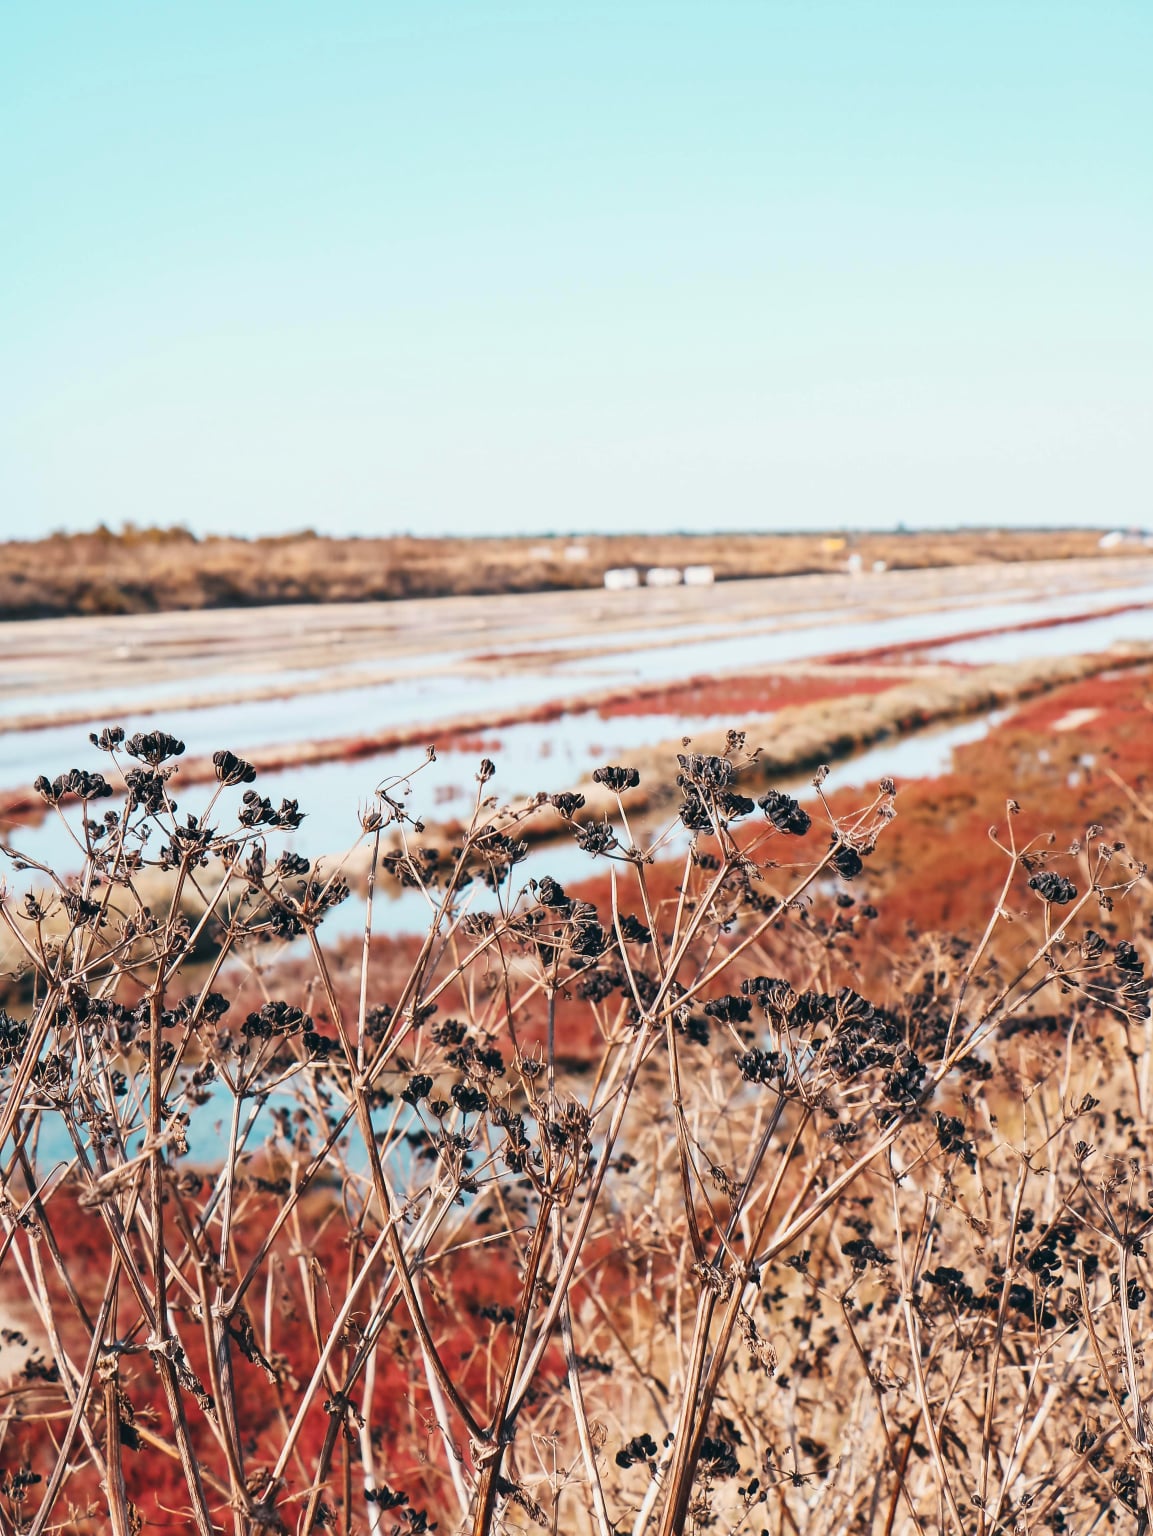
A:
[{"xmin": 2, "ymin": 526, "xmax": 1149, "ymax": 622}]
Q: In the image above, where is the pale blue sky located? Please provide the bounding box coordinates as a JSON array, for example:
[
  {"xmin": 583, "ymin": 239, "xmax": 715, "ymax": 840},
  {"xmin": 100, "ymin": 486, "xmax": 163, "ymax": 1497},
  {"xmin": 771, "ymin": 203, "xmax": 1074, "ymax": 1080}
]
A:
[{"xmin": 2, "ymin": 3, "xmax": 1149, "ymax": 539}]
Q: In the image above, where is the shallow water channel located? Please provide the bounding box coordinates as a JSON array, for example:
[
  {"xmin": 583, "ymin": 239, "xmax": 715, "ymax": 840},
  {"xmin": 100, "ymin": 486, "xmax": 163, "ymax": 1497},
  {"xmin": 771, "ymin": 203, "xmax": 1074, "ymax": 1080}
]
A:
[
  {"xmin": 3, "ymin": 576, "xmax": 1151, "ymax": 783},
  {"xmin": 7, "ymin": 706, "xmax": 1010, "ymax": 1178},
  {"xmin": 3, "ymin": 567, "xmax": 1150, "ymax": 1174},
  {"xmin": 2, "ymin": 684, "xmax": 1013, "ymax": 894}
]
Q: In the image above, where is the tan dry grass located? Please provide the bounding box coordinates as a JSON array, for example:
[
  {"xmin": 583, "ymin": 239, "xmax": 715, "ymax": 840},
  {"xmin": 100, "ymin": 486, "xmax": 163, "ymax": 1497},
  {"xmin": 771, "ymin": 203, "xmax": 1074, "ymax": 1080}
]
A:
[
  {"xmin": 535, "ymin": 643, "xmax": 1153, "ymax": 822},
  {"xmin": 2, "ymin": 525, "xmax": 1148, "ymax": 619}
]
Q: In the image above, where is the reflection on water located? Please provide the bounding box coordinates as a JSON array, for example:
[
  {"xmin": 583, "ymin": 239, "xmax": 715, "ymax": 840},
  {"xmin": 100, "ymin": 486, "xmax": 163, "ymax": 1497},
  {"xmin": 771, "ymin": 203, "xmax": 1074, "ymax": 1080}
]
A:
[
  {"xmin": 13, "ymin": 1068, "xmax": 401, "ymax": 1183},
  {"xmin": 6, "ymin": 571, "xmax": 1147, "ymax": 1178},
  {"xmin": 335, "ymin": 708, "xmax": 1014, "ymax": 938},
  {"xmin": 0, "ymin": 664, "xmax": 340, "ymax": 723},
  {"xmin": 2, "ymin": 706, "xmax": 1017, "ymax": 1171},
  {"xmin": 562, "ymin": 585, "xmax": 1153, "ymax": 683},
  {"xmin": 0, "ymin": 685, "xmax": 1011, "ymax": 895},
  {"xmin": 2, "ymin": 699, "xmax": 1010, "ymax": 937},
  {"xmin": 3, "ymin": 583, "xmax": 1150, "ymax": 778},
  {"xmin": 923, "ymin": 607, "xmax": 1153, "ymax": 664},
  {"xmin": 1, "ymin": 705, "xmax": 779, "ymax": 876},
  {"xmin": 3, "ymin": 567, "xmax": 1145, "ymax": 936}
]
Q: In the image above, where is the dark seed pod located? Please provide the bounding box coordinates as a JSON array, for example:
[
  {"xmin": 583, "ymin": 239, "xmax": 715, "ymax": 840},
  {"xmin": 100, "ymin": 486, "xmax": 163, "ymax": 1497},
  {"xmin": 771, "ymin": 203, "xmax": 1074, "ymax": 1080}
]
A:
[
  {"xmin": 212, "ymin": 750, "xmax": 257, "ymax": 786},
  {"xmin": 1028, "ymin": 871, "xmax": 1077, "ymax": 905},
  {"xmin": 592, "ymin": 764, "xmax": 641, "ymax": 793},
  {"xmin": 832, "ymin": 845, "xmax": 863, "ymax": 879},
  {"xmin": 125, "ymin": 730, "xmax": 186, "ymax": 766},
  {"xmin": 759, "ymin": 789, "xmax": 812, "ymax": 836},
  {"xmin": 549, "ymin": 791, "xmax": 586, "ymax": 817}
]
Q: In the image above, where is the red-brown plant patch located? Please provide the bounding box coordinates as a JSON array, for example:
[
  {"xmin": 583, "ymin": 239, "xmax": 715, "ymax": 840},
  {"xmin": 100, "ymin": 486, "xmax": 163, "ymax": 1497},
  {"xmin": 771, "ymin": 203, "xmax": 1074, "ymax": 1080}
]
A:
[{"xmin": 596, "ymin": 671, "xmax": 899, "ymax": 719}]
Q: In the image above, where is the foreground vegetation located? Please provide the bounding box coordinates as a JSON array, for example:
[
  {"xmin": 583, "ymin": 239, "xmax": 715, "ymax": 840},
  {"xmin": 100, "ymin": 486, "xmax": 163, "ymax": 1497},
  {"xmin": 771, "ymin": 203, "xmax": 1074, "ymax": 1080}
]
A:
[
  {"xmin": 1, "ymin": 525, "xmax": 1147, "ymax": 619},
  {"xmin": 1, "ymin": 712, "xmax": 1151, "ymax": 1535}
]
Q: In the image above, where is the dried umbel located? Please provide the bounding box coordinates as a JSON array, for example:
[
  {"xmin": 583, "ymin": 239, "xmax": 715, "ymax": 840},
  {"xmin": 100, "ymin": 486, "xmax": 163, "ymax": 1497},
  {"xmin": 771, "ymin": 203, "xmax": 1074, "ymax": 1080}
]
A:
[
  {"xmin": 212, "ymin": 748, "xmax": 258, "ymax": 786},
  {"xmin": 592, "ymin": 763, "xmax": 641, "ymax": 793},
  {"xmin": 124, "ymin": 729, "xmax": 186, "ymax": 765},
  {"xmin": 33, "ymin": 768, "xmax": 114, "ymax": 806},
  {"xmin": 759, "ymin": 788, "xmax": 812, "ymax": 836},
  {"xmin": 1, "ymin": 729, "xmax": 1151, "ymax": 1536},
  {"xmin": 549, "ymin": 790, "xmax": 586, "ymax": 817},
  {"xmin": 1028, "ymin": 869, "xmax": 1078, "ymax": 904}
]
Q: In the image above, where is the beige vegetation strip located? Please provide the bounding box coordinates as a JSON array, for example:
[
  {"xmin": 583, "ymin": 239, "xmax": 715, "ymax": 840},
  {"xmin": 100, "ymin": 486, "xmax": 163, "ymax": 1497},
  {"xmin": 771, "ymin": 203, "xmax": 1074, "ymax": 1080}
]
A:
[
  {"xmin": 0, "ymin": 663, "xmax": 913, "ymax": 827},
  {"xmin": 2, "ymin": 645, "xmax": 1149, "ymax": 985},
  {"xmin": 99, "ymin": 660, "xmax": 963, "ymax": 796},
  {"xmin": 1, "ymin": 646, "xmax": 1146, "ymax": 839},
  {"xmin": 0, "ymin": 581, "xmax": 1147, "ymax": 739},
  {"xmin": 0, "ymin": 659, "xmax": 489, "ymax": 736},
  {"xmin": 0, "ymin": 660, "xmax": 923, "ymax": 739},
  {"xmin": 499, "ymin": 643, "xmax": 1153, "ymax": 827},
  {"xmin": 170, "ymin": 643, "xmax": 1145, "ymax": 825}
]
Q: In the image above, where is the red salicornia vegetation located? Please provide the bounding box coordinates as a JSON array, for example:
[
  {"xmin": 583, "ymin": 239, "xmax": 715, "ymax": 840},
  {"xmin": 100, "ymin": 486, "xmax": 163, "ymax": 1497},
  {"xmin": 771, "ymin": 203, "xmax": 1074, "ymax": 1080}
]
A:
[{"xmin": 0, "ymin": 725, "xmax": 1151, "ymax": 1535}]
